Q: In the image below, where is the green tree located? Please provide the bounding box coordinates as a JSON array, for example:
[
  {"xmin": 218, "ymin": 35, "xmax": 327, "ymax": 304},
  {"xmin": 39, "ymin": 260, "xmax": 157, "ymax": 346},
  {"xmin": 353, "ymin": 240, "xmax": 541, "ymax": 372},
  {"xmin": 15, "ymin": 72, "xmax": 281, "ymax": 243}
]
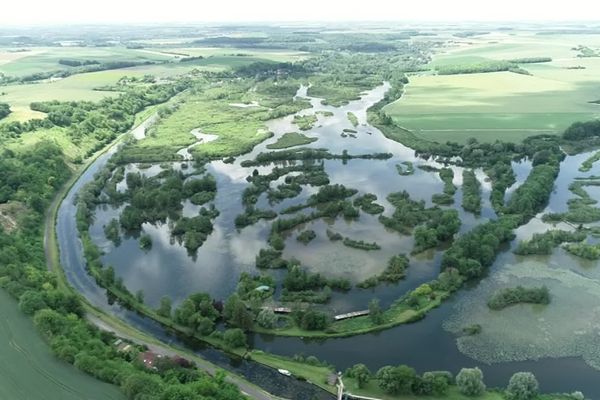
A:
[
  {"xmin": 456, "ymin": 367, "xmax": 486, "ymax": 397},
  {"xmin": 121, "ymin": 372, "xmax": 163, "ymax": 399},
  {"xmin": 506, "ymin": 372, "xmax": 539, "ymax": 400},
  {"xmin": 135, "ymin": 290, "xmax": 144, "ymax": 304},
  {"xmin": 256, "ymin": 308, "xmax": 277, "ymax": 329},
  {"xmin": 18, "ymin": 290, "xmax": 47, "ymax": 315},
  {"xmin": 299, "ymin": 309, "xmax": 329, "ymax": 331},
  {"xmin": 376, "ymin": 365, "xmax": 416, "ymax": 394},
  {"xmin": 223, "ymin": 328, "xmax": 247, "ymax": 348},
  {"xmin": 369, "ymin": 298, "xmax": 384, "ymax": 325},
  {"xmin": 224, "ymin": 294, "xmax": 254, "ymax": 330},
  {"xmin": 349, "ymin": 364, "xmax": 371, "ymax": 388},
  {"xmin": 422, "ymin": 371, "xmax": 450, "ymax": 395},
  {"xmin": 157, "ymin": 296, "xmax": 172, "ymax": 318}
]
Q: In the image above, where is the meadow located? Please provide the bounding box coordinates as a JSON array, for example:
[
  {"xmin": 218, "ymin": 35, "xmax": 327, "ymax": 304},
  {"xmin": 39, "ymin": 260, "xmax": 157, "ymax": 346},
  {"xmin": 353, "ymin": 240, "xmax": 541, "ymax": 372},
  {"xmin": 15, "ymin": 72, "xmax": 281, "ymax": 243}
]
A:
[
  {"xmin": 0, "ymin": 290, "xmax": 124, "ymax": 400},
  {"xmin": 384, "ymin": 33, "xmax": 600, "ymax": 143}
]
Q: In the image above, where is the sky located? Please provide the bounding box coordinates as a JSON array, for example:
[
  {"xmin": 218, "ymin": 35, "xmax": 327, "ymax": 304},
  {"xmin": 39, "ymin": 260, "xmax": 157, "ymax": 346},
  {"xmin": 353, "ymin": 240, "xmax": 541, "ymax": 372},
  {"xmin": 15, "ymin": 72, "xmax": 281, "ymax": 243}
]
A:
[{"xmin": 1, "ymin": 0, "xmax": 599, "ymax": 25}]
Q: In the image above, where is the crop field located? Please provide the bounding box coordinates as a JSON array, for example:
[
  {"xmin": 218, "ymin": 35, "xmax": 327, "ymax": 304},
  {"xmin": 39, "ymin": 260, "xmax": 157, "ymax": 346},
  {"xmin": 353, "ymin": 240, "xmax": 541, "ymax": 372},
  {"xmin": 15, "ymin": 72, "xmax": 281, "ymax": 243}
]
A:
[
  {"xmin": 0, "ymin": 46, "xmax": 305, "ymax": 122},
  {"xmin": 385, "ymin": 33, "xmax": 600, "ymax": 143},
  {"xmin": 0, "ymin": 290, "xmax": 124, "ymax": 400},
  {"xmin": 0, "ymin": 71, "xmax": 124, "ymax": 121},
  {"xmin": 0, "ymin": 46, "xmax": 171, "ymax": 77}
]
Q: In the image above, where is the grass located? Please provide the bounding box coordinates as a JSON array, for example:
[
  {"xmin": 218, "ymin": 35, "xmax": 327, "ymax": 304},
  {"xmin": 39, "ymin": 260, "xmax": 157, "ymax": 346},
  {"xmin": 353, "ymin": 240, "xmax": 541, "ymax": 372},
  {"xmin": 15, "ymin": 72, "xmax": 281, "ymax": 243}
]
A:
[
  {"xmin": 0, "ymin": 47, "xmax": 307, "ymax": 122},
  {"xmin": 128, "ymin": 92, "xmax": 272, "ymax": 161},
  {"xmin": 0, "ymin": 290, "xmax": 124, "ymax": 400},
  {"xmin": 385, "ymin": 71, "xmax": 600, "ymax": 144},
  {"xmin": 248, "ymin": 351, "xmax": 336, "ymax": 393},
  {"xmin": 5, "ymin": 126, "xmax": 95, "ymax": 162},
  {"xmin": 125, "ymin": 79, "xmax": 312, "ymax": 161},
  {"xmin": 253, "ymin": 291, "xmax": 447, "ymax": 338},
  {"xmin": 0, "ymin": 71, "xmax": 124, "ymax": 121},
  {"xmin": 266, "ymin": 132, "xmax": 317, "ymax": 149},
  {"xmin": 342, "ymin": 380, "xmax": 503, "ymax": 400},
  {"xmin": 579, "ymin": 150, "xmax": 600, "ymax": 172},
  {"xmin": 385, "ymin": 34, "xmax": 600, "ymax": 144}
]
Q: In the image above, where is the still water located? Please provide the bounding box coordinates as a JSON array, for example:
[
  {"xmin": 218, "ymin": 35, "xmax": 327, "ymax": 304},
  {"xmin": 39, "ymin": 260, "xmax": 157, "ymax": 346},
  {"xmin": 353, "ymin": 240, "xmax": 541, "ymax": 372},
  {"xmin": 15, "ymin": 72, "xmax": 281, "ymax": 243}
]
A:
[{"xmin": 61, "ymin": 83, "xmax": 600, "ymax": 397}]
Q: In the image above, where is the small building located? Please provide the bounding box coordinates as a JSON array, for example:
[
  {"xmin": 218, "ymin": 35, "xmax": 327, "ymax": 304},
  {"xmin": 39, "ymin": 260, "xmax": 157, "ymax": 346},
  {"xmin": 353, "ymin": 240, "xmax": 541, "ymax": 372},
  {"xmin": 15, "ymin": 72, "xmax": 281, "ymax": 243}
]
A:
[{"xmin": 138, "ymin": 351, "xmax": 162, "ymax": 370}]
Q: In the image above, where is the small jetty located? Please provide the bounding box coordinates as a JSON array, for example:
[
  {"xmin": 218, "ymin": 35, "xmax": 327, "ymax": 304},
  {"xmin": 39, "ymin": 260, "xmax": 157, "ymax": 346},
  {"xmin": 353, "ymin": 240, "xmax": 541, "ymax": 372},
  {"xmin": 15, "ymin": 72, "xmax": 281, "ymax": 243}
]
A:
[
  {"xmin": 334, "ymin": 310, "xmax": 369, "ymax": 321},
  {"xmin": 262, "ymin": 306, "xmax": 292, "ymax": 314}
]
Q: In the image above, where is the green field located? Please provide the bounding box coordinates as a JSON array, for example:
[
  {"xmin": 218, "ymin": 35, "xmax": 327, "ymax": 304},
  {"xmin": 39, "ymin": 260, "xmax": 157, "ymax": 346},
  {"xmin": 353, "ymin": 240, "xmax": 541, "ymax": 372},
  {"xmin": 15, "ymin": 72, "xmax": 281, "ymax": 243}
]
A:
[
  {"xmin": 0, "ymin": 290, "xmax": 124, "ymax": 400},
  {"xmin": 0, "ymin": 46, "xmax": 309, "ymax": 122},
  {"xmin": 0, "ymin": 46, "xmax": 171, "ymax": 77},
  {"xmin": 0, "ymin": 71, "xmax": 124, "ymax": 121},
  {"xmin": 385, "ymin": 34, "xmax": 600, "ymax": 143}
]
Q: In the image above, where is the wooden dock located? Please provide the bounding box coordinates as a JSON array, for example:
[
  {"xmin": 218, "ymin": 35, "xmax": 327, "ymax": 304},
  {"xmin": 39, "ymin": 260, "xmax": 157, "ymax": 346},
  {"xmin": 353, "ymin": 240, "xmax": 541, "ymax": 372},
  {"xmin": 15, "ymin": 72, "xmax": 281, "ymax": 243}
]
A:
[
  {"xmin": 334, "ymin": 310, "xmax": 369, "ymax": 321},
  {"xmin": 262, "ymin": 306, "xmax": 292, "ymax": 314}
]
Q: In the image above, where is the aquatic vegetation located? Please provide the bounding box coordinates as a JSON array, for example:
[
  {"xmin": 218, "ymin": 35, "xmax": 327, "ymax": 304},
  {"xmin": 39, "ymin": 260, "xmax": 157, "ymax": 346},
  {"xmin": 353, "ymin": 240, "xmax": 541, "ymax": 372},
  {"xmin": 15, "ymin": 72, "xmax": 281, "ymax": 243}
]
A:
[
  {"xmin": 462, "ymin": 169, "xmax": 482, "ymax": 214},
  {"xmin": 293, "ymin": 114, "xmax": 318, "ymax": 130},
  {"xmin": 563, "ymin": 242, "xmax": 600, "ymax": 260},
  {"xmin": 395, "ymin": 161, "xmax": 414, "ymax": 176},
  {"xmin": 487, "ymin": 286, "xmax": 550, "ymax": 310},
  {"xmin": 234, "ymin": 207, "xmax": 277, "ymax": 229},
  {"xmin": 353, "ymin": 193, "xmax": 385, "ymax": 215},
  {"xmin": 441, "ymin": 216, "xmax": 517, "ymax": 279},
  {"xmin": 139, "ymin": 234, "xmax": 152, "ymax": 250},
  {"xmin": 579, "ymin": 150, "xmax": 600, "ymax": 172},
  {"xmin": 445, "ymin": 259, "xmax": 600, "ymax": 370},
  {"xmin": 543, "ymin": 179, "xmax": 600, "ymax": 223},
  {"xmin": 347, "ymin": 111, "xmax": 359, "ymax": 127},
  {"xmin": 412, "ymin": 210, "xmax": 461, "ymax": 254},
  {"xmin": 342, "ymin": 238, "xmax": 381, "ymax": 251},
  {"xmin": 326, "ymin": 229, "xmax": 343, "ymax": 241},
  {"xmin": 378, "ymin": 191, "xmax": 437, "ymax": 234},
  {"xmin": 297, "ymin": 230, "xmax": 317, "ymax": 244},
  {"xmin": 514, "ymin": 230, "xmax": 587, "ymax": 255},
  {"xmin": 103, "ymin": 218, "xmax": 120, "ymax": 245},
  {"xmin": 240, "ymin": 147, "xmax": 392, "ymax": 167},
  {"xmin": 266, "ymin": 132, "xmax": 318, "ymax": 149}
]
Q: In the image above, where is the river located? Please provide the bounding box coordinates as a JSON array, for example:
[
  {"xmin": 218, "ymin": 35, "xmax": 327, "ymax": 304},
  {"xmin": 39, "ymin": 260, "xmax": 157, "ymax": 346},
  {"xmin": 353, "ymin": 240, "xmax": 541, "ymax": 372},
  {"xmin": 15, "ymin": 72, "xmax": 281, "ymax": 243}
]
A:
[{"xmin": 58, "ymin": 84, "xmax": 600, "ymax": 398}]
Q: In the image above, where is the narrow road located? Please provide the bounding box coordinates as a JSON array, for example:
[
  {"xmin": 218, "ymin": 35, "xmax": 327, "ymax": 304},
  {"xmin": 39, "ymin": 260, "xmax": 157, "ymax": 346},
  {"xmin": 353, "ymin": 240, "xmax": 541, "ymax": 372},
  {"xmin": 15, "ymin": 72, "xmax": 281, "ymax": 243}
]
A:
[
  {"xmin": 43, "ymin": 114, "xmax": 286, "ymax": 400},
  {"xmin": 87, "ymin": 315, "xmax": 283, "ymax": 400}
]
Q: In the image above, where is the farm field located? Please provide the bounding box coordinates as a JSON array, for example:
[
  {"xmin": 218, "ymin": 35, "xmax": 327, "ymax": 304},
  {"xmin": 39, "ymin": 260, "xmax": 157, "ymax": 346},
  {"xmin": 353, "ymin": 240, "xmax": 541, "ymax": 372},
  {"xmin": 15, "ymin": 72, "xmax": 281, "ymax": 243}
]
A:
[
  {"xmin": 0, "ymin": 290, "xmax": 124, "ymax": 400},
  {"xmin": 4, "ymin": 22, "xmax": 600, "ymax": 400},
  {"xmin": 0, "ymin": 46, "xmax": 172, "ymax": 77},
  {"xmin": 0, "ymin": 47, "xmax": 303, "ymax": 121},
  {"xmin": 384, "ymin": 33, "xmax": 600, "ymax": 143}
]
